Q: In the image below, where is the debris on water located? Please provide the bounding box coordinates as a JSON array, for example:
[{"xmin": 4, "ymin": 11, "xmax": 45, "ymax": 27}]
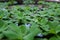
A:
[
  {"xmin": 25, "ymin": 23, "xmax": 31, "ymax": 29},
  {"xmin": 37, "ymin": 33, "xmax": 43, "ymax": 37}
]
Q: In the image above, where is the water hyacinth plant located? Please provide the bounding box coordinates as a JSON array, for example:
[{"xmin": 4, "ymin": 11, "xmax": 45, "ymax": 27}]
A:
[{"xmin": 0, "ymin": 1, "xmax": 60, "ymax": 40}]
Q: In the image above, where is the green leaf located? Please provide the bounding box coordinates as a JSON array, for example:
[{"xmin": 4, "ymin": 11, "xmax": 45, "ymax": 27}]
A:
[
  {"xmin": 24, "ymin": 28, "xmax": 40, "ymax": 40},
  {"xmin": 3, "ymin": 30, "xmax": 18, "ymax": 39},
  {"xmin": 0, "ymin": 20, "xmax": 8, "ymax": 32},
  {"xmin": 6, "ymin": 23, "xmax": 23, "ymax": 40},
  {"xmin": 49, "ymin": 36, "xmax": 60, "ymax": 40},
  {"xmin": 19, "ymin": 25, "xmax": 28, "ymax": 36},
  {"xmin": 0, "ymin": 34, "xmax": 4, "ymax": 39},
  {"xmin": 8, "ymin": 23, "xmax": 21, "ymax": 33}
]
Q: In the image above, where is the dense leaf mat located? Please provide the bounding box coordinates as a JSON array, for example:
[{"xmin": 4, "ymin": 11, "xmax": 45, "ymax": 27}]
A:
[{"xmin": 0, "ymin": 2, "xmax": 60, "ymax": 40}]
